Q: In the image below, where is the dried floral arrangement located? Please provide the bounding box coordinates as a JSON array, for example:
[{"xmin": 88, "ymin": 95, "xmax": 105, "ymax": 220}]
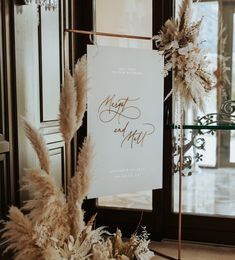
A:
[
  {"xmin": 0, "ymin": 56, "xmax": 154, "ymax": 260},
  {"xmin": 154, "ymin": 0, "xmax": 214, "ymax": 110}
]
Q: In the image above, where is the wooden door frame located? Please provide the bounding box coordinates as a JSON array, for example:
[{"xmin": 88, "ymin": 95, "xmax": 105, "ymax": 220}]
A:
[{"xmin": 0, "ymin": 0, "xmax": 20, "ymax": 219}]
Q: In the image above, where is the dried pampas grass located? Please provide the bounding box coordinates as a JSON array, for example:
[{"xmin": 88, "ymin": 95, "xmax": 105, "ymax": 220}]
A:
[
  {"xmin": 70, "ymin": 136, "xmax": 93, "ymax": 204},
  {"xmin": 154, "ymin": 0, "xmax": 213, "ymax": 110},
  {"xmin": 22, "ymin": 169, "xmax": 69, "ymax": 248},
  {"xmin": 22, "ymin": 118, "xmax": 50, "ymax": 174},
  {"xmin": 74, "ymin": 55, "xmax": 87, "ymax": 130},
  {"xmin": 2, "ymin": 206, "xmax": 43, "ymax": 260},
  {"xmin": 59, "ymin": 69, "xmax": 77, "ymax": 143},
  {"xmin": 178, "ymin": 0, "xmax": 191, "ymax": 30},
  {"xmin": 22, "ymin": 168, "xmax": 60, "ymax": 198},
  {"xmin": 1, "ymin": 57, "xmax": 155, "ymax": 259},
  {"xmin": 68, "ymin": 136, "xmax": 93, "ymax": 237},
  {"xmin": 59, "ymin": 55, "xmax": 88, "ymax": 143},
  {"xmin": 59, "ymin": 56, "xmax": 88, "ymax": 195}
]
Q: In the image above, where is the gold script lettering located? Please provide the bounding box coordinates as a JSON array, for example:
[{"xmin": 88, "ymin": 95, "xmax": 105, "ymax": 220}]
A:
[
  {"xmin": 114, "ymin": 123, "xmax": 155, "ymax": 148},
  {"xmin": 98, "ymin": 95, "xmax": 141, "ymax": 123}
]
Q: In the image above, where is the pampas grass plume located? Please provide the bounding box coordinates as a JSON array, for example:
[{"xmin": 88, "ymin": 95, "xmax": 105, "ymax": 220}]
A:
[
  {"xmin": 22, "ymin": 118, "xmax": 50, "ymax": 174},
  {"xmin": 2, "ymin": 206, "xmax": 43, "ymax": 260},
  {"xmin": 59, "ymin": 69, "xmax": 77, "ymax": 143},
  {"xmin": 69, "ymin": 136, "xmax": 93, "ymax": 204},
  {"xmin": 68, "ymin": 136, "xmax": 93, "ymax": 236},
  {"xmin": 22, "ymin": 169, "xmax": 59, "ymax": 198},
  {"xmin": 74, "ymin": 55, "xmax": 87, "ymax": 130},
  {"xmin": 178, "ymin": 0, "xmax": 191, "ymax": 30},
  {"xmin": 22, "ymin": 169, "xmax": 69, "ymax": 247}
]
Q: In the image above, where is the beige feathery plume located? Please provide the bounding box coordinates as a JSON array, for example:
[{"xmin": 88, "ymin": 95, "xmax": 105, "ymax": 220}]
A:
[
  {"xmin": 22, "ymin": 169, "xmax": 60, "ymax": 200},
  {"xmin": 74, "ymin": 55, "xmax": 87, "ymax": 130},
  {"xmin": 68, "ymin": 136, "xmax": 93, "ymax": 237},
  {"xmin": 22, "ymin": 168, "xmax": 62, "ymax": 223},
  {"xmin": 2, "ymin": 206, "xmax": 43, "ymax": 260},
  {"xmin": 22, "ymin": 169, "xmax": 69, "ymax": 246},
  {"xmin": 59, "ymin": 69, "xmax": 77, "ymax": 143},
  {"xmin": 178, "ymin": 0, "xmax": 191, "ymax": 30},
  {"xmin": 22, "ymin": 118, "xmax": 50, "ymax": 174}
]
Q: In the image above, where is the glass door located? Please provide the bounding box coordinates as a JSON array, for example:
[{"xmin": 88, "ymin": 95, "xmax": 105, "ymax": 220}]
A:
[
  {"xmin": 167, "ymin": 0, "xmax": 235, "ymax": 245},
  {"xmin": 95, "ymin": 0, "xmax": 153, "ymax": 212},
  {"xmin": 79, "ymin": 0, "xmax": 173, "ymax": 239}
]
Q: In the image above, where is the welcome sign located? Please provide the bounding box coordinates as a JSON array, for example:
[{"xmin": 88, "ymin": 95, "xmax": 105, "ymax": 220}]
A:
[{"xmin": 87, "ymin": 45, "xmax": 164, "ymax": 198}]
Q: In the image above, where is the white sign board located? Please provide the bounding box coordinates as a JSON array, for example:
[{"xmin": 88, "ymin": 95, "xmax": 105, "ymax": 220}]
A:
[{"xmin": 87, "ymin": 45, "xmax": 164, "ymax": 198}]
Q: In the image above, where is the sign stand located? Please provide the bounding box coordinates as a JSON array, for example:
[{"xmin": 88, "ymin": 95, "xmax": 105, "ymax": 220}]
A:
[{"xmin": 64, "ymin": 28, "xmax": 183, "ymax": 260}]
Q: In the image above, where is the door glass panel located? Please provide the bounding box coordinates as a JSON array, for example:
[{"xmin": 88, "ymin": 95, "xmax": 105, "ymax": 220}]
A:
[
  {"xmin": 94, "ymin": 0, "xmax": 153, "ymax": 210},
  {"xmin": 173, "ymin": 129, "xmax": 235, "ymax": 216},
  {"xmin": 173, "ymin": 0, "xmax": 235, "ymax": 217}
]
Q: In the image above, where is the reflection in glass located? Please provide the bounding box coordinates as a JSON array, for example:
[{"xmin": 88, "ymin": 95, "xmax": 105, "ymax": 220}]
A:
[
  {"xmin": 95, "ymin": 0, "xmax": 152, "ymax": 49},
  {"xmin": 99, "ymin": 191, "xmax": 152, "ymax": 210},
  {"xmin": 183, "ymin": 1, "xmax": 218, "ymax": 124}
]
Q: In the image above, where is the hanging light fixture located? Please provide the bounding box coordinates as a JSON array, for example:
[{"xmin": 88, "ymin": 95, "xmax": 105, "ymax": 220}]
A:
[{"xmin": 16, "ymin": 0, "xmax": 57, "ymax": 10}]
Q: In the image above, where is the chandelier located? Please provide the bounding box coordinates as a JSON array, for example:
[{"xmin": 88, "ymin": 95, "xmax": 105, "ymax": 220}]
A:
[{"xmin": 24, "ymin": 0, "xmax": 57, "ymax": 10}]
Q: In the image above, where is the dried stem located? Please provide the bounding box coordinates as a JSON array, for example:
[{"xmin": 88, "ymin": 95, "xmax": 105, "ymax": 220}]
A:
[{"xmin": 65, "ymin": 142, "xmax": 71, "ymax": 197}]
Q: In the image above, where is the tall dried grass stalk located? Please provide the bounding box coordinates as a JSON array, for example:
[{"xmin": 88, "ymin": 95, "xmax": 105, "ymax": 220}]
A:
[
  {"xmin": 74, "ymin": 55, "xmax": 87, "ymax": 130},
  {"xmin": 59, "ymin": 69, "xmax": 77, "ymax": 143},
  {"xmin": 22, "ymin": 118, "xmax": 50, "ymax": 174},
  {"xmin": 68, "ymin": 136, "xmax": 93, "ymax": 237},
  {"xmin": 64, "ymin": 142, "xmax": 71, "ymax": 196},
  {"xmin": 59, "ymin": 68, "xmax": 78, "ymax": 195},
  {"xmin": 2, "ymin": 206, "xmax": 43, "ymax": 260}
]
